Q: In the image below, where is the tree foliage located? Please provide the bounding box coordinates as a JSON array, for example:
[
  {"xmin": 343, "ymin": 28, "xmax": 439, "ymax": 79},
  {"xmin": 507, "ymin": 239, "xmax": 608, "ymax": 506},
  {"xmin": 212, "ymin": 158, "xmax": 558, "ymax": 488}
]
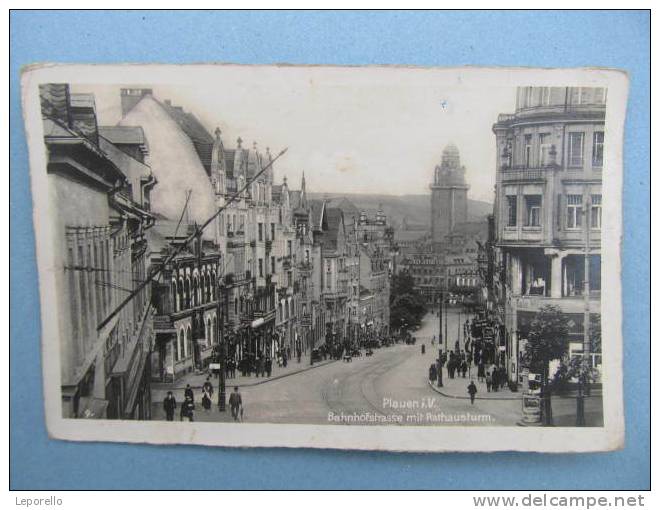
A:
[
  {"xmin": 590, "ymin": 314, "xmax": 602, "ymax": 354},
  {"xmin": 522, "ymin": 305, "xmax": 570, "ymax": 372},
  {"xmin": 390, "ymin": 272, "xmax": 427, "ymax": 330}
]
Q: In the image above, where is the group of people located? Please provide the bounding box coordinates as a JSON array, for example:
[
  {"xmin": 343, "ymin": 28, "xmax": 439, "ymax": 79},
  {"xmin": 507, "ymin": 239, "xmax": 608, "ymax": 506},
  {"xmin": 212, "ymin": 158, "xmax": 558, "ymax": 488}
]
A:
[
  {"xmin": 162, "ymin": 378, "xmax": 244, "ymax": 422},
  {"xmin": 477, "ymin": 363, "xmax": 508, "ymax": 392}
]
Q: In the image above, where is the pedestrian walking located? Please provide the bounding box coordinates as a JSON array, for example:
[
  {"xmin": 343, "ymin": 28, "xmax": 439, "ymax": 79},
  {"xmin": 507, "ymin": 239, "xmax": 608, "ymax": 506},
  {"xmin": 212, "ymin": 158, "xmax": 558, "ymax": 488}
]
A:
[
  {"xmin": 421, "ymin": 344, "xmax": 426, "ymax": 355},
  {"xmin": 163, "ymin": 391, "xmax": 177, "ymax": 421},
  {"xmin": 485, "ymin": 371, "xmax": 492, "ymax": 392},
  {"xmin": 203, "ymin": 377, "xmax": 213, "ymax": 398},
  {"xmin": 461, "ymin": 360, "xmax": 468, "ymax": 378},
  {"xmin": 297, "ymin": 346, "xmax": 302, "ymax": 363},
  {"xmin": 257, "ymin": 356, "xmax": 265, "ymax": 378},
  {"xmin": 478, "ymin": 362, "xmax": 485, "ymax": 382},
  {"xmin": 229, "ymin": 386, "xmax": 243, "ymax": 422},
  {"xmin": 467, "ymin": 381, "xmax": 478, "ymax": 405},
  {"xmin": 180, "ymin": 395, "xmax": 195, "ymax": 422},
  {"xmin": 184, "ymin": 384, "xmax": 194, "ymax": 402},
  {"xmin": 492, "ymin": 367, "xmax": 499, "ymax": 392},
  {"xmin": 201, "ymin": 388, "xmax": 212, "ymax": 412},
  {"xmin": 266, "ymin": 357, "xmax": 272, "ymax": 377},
  {"xmin": 429, "ymin": 363, "xmax": 437, "ymax": 382}
]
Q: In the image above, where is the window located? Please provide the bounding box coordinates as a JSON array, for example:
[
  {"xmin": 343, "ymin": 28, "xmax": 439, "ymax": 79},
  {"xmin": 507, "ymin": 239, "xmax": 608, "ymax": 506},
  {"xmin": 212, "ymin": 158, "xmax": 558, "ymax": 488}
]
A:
[
  {"xmin": 540, "ymin": 87, "xmax": 551, "ymax": 106},
  {"xmin": 258, "ymin": 223, "xmax": 263, "ymax": 241},
  {"xmin": 271, "ymin": 223, "xmax": 275, "ymax": 241},
  {"xmin": 568, "ymin": 132, "xmax": 584, "ymax": 167},
  {"xmin": 522, "ymin": 87, "xmax": 533, "ymax": 108},
  {"xmin": 523, "ymin": 134, "xmax": 532, "ymax": 167},
  {"xmin": 287, "ymin": 240, "xmax": 292, "ymax": 256},
  {"xmin": 569, "ymin": 87, "xmax": 587, "ymax": 105},
  {"xmin": 271, "ymin": 256, "xmax": 276, "ymax": 274},
  {"xmin": 259, "ymin": 258, "xmax": 263, "ymax": 278},
  {"xmin": 566, "ymin": 194, "xmax": 583, "ymax": 229},
  {"xmin": 594, "ymin": 88, "xmax": 607, "ymax": 104},
  {"xmin": 524, "ymin": 195, "xmax": 542, "ymax": 227},
  {"xmin": 539, "ymin": 133, "xmax": 552, "ymax": 166},
  {"xmin": 590, "ymin": 194, "xmax": 602, "ymax": 229},
  {"xmin": 506, "ymin": 195, "xmax": 517, "ymax": 227},
  {"xmin": 592, "ymin": 131, "xmax": 604, "ymax": 167}
]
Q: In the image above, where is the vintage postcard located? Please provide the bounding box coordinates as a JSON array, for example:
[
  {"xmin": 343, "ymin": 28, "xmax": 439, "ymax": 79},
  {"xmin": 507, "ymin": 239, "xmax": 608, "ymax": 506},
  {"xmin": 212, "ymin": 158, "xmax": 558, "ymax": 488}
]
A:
[{"xmin": 20, "ymin": 64, "xmax": 627, "ymax": 452}]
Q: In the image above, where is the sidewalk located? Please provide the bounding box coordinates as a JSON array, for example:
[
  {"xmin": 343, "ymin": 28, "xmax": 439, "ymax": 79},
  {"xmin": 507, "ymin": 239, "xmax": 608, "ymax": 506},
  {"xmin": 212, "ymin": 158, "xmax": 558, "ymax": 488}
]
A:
[
  {"xmin": 151, "ymin": 357, "xmax": 337, "ymax": 404},
  {"xmin": 427, "ymin": 366, "xmax": 523, "ymax": 401}
]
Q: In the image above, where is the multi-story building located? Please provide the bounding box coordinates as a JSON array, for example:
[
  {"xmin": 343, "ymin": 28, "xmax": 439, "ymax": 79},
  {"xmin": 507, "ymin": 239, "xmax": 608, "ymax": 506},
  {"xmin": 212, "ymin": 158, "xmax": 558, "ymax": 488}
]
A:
[
  {"xmin": 357, "ymin": 245, "xmax": 391, "ymax": 337},
  {"xmin": 40, "ymin": 84, "xmax": 155, "ymax": 419},
  {"xmin": 149, "ymin": 222, "xmax": 221, "ymax": 381},
  {"xmin": 493, "ymin": 86, "xmax": 605, "ymax": 383}
]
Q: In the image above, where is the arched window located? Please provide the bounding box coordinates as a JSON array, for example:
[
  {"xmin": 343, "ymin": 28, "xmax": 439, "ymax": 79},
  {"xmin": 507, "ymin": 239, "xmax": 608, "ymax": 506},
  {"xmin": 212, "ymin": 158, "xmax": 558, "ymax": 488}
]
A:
[
  {"xmin": 172, "ymin": 279, "xmax": 179, "ymax": 312},
  {"xmin": 185, "ymin": 277, "xmax": 191, "ymax": 309},
  {"xmin": 211, "ymin": 272, "xmax": 216, "ymax": 300},
  {"xmin": 206, "ymin": 317, "xmax": 212, "ymax": 347},
  {"xmin": 186, "ymin": 325, "xmax": 192, "ymax": 359},
  {"xmin": 213, "ymin": 315, "xmax": 218, "ymax": 345}
]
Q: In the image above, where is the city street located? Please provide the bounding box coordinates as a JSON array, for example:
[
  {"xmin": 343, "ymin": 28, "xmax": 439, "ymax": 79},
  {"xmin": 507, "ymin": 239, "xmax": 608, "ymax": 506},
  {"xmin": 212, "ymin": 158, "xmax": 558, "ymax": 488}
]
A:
[{"xmin": 153, "ymin": 310, "xmax": 523, "ymax": 426}]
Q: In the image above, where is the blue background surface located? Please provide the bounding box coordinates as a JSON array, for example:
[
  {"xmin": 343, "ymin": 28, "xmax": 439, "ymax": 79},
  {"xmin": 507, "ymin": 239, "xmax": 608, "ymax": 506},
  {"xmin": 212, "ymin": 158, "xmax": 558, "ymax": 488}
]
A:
[{"xmin": 10, "ymin": 10, "xmax": 650, "ymax": 489}]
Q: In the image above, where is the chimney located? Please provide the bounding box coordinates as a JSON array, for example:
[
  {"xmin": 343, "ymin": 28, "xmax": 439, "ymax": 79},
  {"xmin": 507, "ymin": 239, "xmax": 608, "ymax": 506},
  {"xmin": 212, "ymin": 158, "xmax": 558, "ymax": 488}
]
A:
[{"xmin": 120, "ymin": 88, "xmax": 152, "ymax": 116}]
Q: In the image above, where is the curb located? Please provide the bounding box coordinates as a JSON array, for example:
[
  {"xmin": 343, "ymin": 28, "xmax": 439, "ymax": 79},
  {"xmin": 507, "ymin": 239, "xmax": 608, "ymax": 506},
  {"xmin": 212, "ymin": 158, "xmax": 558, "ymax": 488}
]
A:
[
  {"xmin": 153, "ymin": 359, "xmax": 338, "ymax": 392},
  {"xmin": 427, "ymin": 380, "xmax": 522, "ymax": 401}
]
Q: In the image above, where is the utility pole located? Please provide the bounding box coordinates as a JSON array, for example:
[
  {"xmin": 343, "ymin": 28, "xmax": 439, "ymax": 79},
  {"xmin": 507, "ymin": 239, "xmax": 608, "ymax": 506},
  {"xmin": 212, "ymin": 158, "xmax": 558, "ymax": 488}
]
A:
[
  {"xmin": 583, "ymin": 190, "xmax": 592, "ymax": 363},
  {"xmin": 218, "ymin": 279, "xmax": 228, "ymax": 412}
]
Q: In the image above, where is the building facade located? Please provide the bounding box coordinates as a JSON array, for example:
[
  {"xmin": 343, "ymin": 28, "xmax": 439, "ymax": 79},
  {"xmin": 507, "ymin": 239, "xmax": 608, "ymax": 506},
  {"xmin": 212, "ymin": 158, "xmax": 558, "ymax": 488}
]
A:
[
  {"xmin": 493, "ymin": 86, "xmax": 605, "ymax": 383},
  {"xmin": 41, "ymin": 84, "xmax": 155, "ymax": 419}
]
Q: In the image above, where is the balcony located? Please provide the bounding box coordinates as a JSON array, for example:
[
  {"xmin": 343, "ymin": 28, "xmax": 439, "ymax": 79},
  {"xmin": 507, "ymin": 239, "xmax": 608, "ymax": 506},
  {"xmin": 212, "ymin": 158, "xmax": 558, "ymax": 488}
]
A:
[
  {"xmin": 501, "ymin": 166, "xmax": 554, "ymax": 183},
  {"xmin": 323, "ymin": 289, "xmax": 348, "ymax": 301},
  {"xmin": 512, "ymin": 294, "xmax": 600, "ymax": 315}
]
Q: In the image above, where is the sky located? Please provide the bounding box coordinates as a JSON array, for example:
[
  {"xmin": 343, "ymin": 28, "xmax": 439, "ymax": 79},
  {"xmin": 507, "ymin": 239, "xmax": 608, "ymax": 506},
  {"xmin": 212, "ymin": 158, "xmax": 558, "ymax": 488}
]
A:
[{"xmin": 72, "ymin": 66, "xmax": 517, "ymax": 203}]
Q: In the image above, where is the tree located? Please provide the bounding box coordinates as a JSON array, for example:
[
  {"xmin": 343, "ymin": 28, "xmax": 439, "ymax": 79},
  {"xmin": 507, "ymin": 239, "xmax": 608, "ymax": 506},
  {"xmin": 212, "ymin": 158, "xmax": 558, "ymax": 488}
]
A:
[
  {"xmin": 389, "ymin": 272, "xmax": 427, "ymax": 331},
  {"xmin": 522, "ymin": 305, "xmax": 570, "ymax": 426},
  {"xmin": 590, "ymin": 314, "xmax": 602, "ymax": 355}
]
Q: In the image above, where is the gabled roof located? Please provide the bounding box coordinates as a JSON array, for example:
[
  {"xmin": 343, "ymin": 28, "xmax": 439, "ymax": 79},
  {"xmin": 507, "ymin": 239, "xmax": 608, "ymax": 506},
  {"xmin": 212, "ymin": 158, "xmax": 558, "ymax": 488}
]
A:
[
  {"xmin": 159, "ymin": 100, "xmax": 215, "ymax": 174},
  {"xmin": 309, "ymin": 200, "xmax": 325, "ymax": 231}
]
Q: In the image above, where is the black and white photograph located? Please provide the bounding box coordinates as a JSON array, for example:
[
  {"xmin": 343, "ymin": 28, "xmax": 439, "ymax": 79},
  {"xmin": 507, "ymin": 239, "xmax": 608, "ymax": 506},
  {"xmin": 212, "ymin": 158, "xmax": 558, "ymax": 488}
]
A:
[{"xmin": 20, "ymin": 64, "xmax": 627, "ymax": 452}]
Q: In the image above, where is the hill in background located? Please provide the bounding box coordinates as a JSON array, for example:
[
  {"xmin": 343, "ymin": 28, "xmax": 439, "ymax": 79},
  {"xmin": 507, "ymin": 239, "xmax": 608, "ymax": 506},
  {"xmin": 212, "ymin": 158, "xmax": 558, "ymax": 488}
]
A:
[{"xmin": 308, "ymin": 192, "xmax": 493, "ymax": 229}]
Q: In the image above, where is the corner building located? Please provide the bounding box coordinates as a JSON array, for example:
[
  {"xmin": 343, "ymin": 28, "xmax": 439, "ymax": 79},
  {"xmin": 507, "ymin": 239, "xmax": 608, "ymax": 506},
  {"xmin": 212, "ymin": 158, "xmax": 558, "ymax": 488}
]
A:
[{"xmin": 493, "ymin": 86, "xmax": 605, "ymax": 383}]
